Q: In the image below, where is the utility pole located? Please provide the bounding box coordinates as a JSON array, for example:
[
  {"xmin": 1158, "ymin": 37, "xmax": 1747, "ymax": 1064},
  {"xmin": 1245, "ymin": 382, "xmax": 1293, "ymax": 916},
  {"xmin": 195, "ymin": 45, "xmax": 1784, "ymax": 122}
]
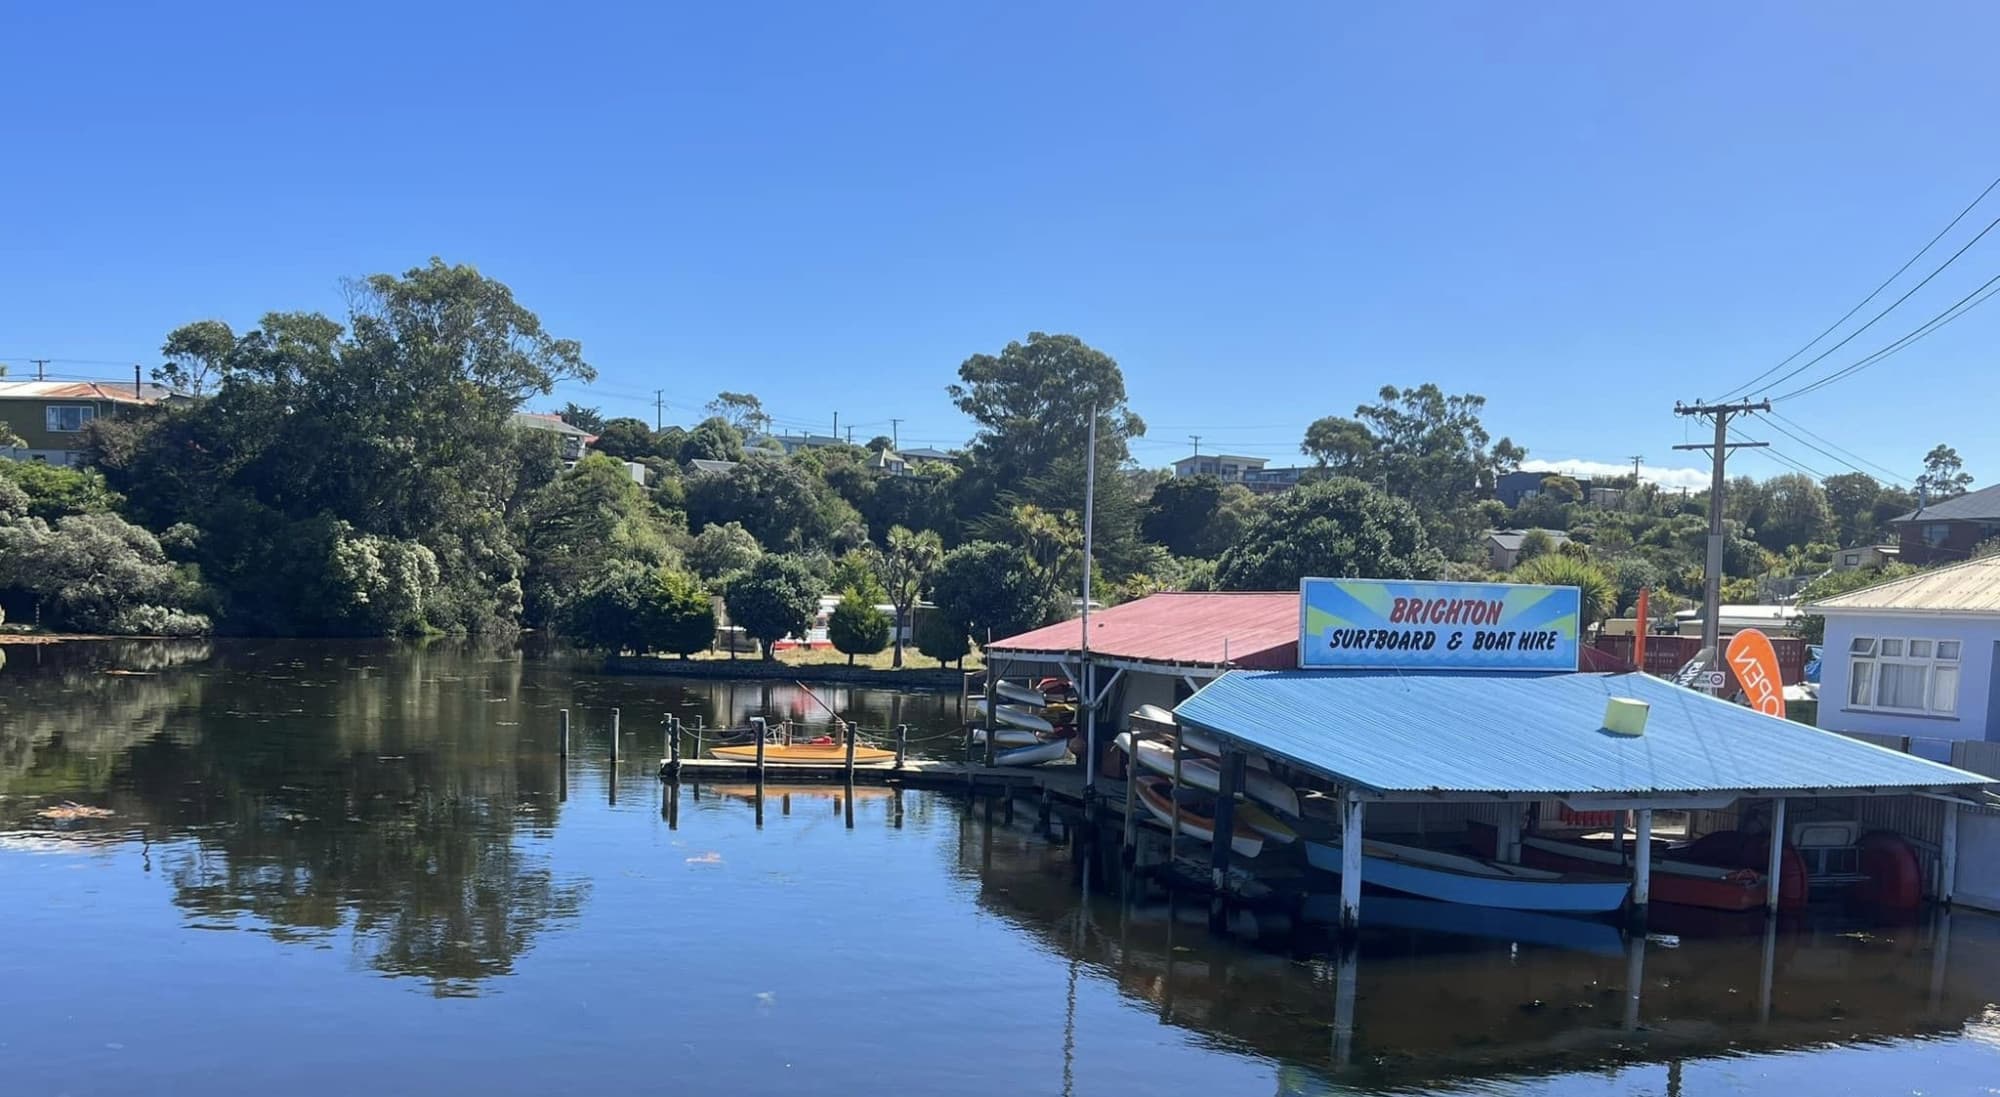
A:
[
  {"xmin": 832, "ymin": 411, "xmax": 838, "ymax": 444},
  {"xmin": 654, "ymin": 390, "xmax": 665, "ymax": 431},
  {"xmin": 846, "ymin": 426, "xmax": 854, "ymax": 445},
  {"xmin": 31, "ymin": 358, "xmax": 49, "ymax": 381},
  {"xmin": 1672, "ymin": 399, "xmax": 1770, "ymax": 692},
  {"xmin": 890, "ymin": 418, "xmax": 902, "ymax": 451},
  {"xmin": 1189, "ymin": 434, "xmax": 1202, "ymax": 472},
  {"xmin": 1629, "ymin": 455, "xmax": 1644, "ymax": 481}
]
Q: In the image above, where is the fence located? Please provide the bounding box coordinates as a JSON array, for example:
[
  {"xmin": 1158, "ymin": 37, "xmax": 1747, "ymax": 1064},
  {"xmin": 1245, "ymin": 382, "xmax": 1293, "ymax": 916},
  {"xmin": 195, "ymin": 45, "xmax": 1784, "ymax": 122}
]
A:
[{"xmin": 1589, "ymin": 633, "xmax": 1808, "ymax": 690}]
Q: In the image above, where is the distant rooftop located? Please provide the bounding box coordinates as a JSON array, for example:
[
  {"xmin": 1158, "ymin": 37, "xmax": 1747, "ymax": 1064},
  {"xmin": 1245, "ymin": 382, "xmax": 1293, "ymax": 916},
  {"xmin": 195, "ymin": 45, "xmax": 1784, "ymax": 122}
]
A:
[
  {"xmin": 1485, "ymin": 528, "xmax": 1570, "ymax": 551},
  {"xmin": 898, "ymin": 446, "xmax": 959, "ymax": 462},
  {"xmin": 0, "ymin": 380, "xmax": 174, "ymax": 404},
  {"xmin": 1892, "ymin": 483, "xmax": 2000, "ymax": 524},
  {"xmin": 513, "ymin": 411, "xmax": 592, "ymax": 437},
  {"xmin": 989, "ymin": 591, "xmax": 1299, "ymax": 670},
  {"xmin": 687, "ymin": 458, "xmax": 740, "ymax": 476},
  {"xmin": 1811, "ymin": 554, "xmax": 2000, "ymax": 616}
]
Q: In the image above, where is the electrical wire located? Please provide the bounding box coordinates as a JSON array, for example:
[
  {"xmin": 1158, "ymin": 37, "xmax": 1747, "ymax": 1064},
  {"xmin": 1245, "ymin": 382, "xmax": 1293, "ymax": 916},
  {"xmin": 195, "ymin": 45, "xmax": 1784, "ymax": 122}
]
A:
[
  {"xmin": 1716, "ymin": 174, "xmax": 2000, "ymax": 401},
  {"xmin": 1740, "ymin": 214, "xmax": 2000, "ymax": 399},
  {"xmin": 1764, "ymin": 410, "xmax": 1913, "ymax": 485},
  {"xmin": 1770, "ymin": 273, "xmax": 2000, "ymax": 401}
]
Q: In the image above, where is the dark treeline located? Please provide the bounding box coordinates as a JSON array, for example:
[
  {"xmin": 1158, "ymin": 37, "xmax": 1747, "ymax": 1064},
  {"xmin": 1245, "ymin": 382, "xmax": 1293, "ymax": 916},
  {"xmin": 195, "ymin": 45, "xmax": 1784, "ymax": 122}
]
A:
[{"xmin": 0, "ymin": 261, "xmax": 1976, "ymax": 654}]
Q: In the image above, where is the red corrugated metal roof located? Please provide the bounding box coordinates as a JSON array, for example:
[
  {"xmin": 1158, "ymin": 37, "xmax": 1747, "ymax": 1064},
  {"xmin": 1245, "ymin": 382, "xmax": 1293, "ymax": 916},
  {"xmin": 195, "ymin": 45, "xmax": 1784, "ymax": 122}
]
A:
[
  {"xmin": 0, "ymin": 380, "xmax": 168, "ymax": 404},
  {"xmin": 988, "ymin": 592, "xmax": 1299, "ymax": 669}
]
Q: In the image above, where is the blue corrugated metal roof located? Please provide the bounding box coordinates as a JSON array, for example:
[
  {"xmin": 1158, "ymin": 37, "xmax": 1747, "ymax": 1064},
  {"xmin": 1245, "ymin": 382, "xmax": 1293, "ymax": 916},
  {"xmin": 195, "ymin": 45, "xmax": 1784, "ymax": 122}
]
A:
[{"xmin": 1173, "ymin": 670, "xmax": 1990, "ymax": 796}]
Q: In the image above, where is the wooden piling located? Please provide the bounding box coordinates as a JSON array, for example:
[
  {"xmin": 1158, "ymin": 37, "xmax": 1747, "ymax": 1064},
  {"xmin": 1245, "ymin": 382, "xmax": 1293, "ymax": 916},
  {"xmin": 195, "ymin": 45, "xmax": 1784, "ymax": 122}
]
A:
[
  {"xmin": 1630, "ymin": 808, "xmax": 1653, "ymax": 929},
  {"xmin": 983, "ymin": 670, "xmax": 997, "ymax": 769},
  {"xmin": 668, "ymin": 715, "xmax": 683, "ymax": 776},
  {"xmin": 1339, "ymin": 793, "xmax": 1366, "ymax": 936},
  {"xmin": 610, "ymin": 707, "xmax": 620, "ymax": 761},
  {"xmin": 1121, "ymin": 725, "xmax": 1139, "ymax": 866},
  {"xmin": 844, "ymin": 718, "xmax": 857, "ymax": 782},
  {"xmin": 558, "ymin": 708, "xmax": 571, "ymax": 757},
  {"xmin": 1169, "ymin": 723, "xmax": 1184, "ymax": 866},
  {"xmin": 894, "ymin": 723, "xmax": 909, "ymax": 770},
  {"xmin": 1210, "ymin": 751, "xmax": 1244, "ymax": 895},
  {"xmin": 755, "ymin": 728, "xmax": 768, "ymax": 792}
]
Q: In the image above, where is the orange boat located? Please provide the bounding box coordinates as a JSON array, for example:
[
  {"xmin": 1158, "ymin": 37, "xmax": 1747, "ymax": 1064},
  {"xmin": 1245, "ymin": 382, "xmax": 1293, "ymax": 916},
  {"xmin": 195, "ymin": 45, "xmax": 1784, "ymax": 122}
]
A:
[{"xmin": 709, "ymin": 740, "xmax": 896, "ymax": 766}]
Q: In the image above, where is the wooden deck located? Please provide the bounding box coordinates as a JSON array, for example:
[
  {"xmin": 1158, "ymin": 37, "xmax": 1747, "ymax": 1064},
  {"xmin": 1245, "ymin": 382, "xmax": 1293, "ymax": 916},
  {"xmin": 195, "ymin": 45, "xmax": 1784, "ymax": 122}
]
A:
[{"xmin": 662, "ymin": 756, "xmax": 1120, "ymax": 811}]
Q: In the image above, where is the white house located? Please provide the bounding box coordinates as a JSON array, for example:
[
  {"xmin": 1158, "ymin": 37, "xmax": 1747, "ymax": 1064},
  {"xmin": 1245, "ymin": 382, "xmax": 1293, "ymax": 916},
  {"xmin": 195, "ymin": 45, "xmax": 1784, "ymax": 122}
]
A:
[{"xmin": 1811, "ymin": 555, "xmax": 2000, "ymax": 744}]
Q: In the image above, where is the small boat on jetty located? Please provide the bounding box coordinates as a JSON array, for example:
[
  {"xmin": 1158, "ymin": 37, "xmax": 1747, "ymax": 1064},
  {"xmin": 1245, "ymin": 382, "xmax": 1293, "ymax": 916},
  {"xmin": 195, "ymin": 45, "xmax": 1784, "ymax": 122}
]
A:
[
  {"xmin": 1305, "ymin": 838, "xmax": 1630, "ymax": 914},
  {"xmin": 709, "ymin": 739, "xmax": 897, "ymax": 766},
  {"xmin": 980, "ymin": 698, "xmax": 1059, "ymax": 735},
  {"xmin": 973, "ymin": 727, "xmax": 1042, "ymax": 748},
  {"xmin": 993, "ymin": 680, "xmax": 1047, "ymax": 707},
  {"xmin": 991, "ymin": 737, "xmax": 1071, "ymax": 767},
  {"xmin": 1134, "ymin": 776, "xmax": 1264, "ymax": 859}
]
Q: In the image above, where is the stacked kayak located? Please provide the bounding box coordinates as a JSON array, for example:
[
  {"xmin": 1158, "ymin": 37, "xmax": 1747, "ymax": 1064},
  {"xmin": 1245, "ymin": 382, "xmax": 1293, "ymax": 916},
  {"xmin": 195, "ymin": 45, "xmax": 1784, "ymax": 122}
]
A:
[
  {"xmin": 974, "ymin": 679, "xmax": 1076, "ymax": 767},
  {"xmin": 1115, "ymin": 706, "xmax": 1305, "ymax": 857}
]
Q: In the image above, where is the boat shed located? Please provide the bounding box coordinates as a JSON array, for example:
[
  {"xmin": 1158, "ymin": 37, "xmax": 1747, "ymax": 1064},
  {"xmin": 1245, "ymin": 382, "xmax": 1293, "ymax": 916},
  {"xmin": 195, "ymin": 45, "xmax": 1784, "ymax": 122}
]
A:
[{"xmin": 1173, "ymin": 668, "xmax": 1993, "ymax": 928}]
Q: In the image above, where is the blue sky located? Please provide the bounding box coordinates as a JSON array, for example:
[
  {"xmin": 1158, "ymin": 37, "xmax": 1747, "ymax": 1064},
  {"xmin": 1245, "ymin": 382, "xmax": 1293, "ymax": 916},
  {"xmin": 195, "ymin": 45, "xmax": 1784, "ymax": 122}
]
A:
[{"xmin": 7, "ymin": 2, "xmax": 1997, "ymax": 492}]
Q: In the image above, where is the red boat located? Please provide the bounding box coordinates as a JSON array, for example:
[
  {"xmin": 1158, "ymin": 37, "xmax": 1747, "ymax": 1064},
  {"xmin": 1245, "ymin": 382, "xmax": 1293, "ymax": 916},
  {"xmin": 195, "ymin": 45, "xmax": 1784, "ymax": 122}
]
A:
[{"xmin": 1467, "ymin": 822, "xmax": 1800, "ymax": 912}]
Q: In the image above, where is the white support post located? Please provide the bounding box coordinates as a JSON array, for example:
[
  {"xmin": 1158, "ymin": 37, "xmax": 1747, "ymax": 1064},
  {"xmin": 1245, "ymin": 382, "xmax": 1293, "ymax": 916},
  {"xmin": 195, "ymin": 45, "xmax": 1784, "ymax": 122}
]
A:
[
  {"xmin": 1632, "ymin": 808, "xmax": 1653, "ymax": 915},
  {"xmin": 1940, "ymin": 800, "xmax": 1960, "ymax": 907},
  {"xmin": 1765, "ymin": 798, "xmax": 1788, "ymax": 915},
  {"xmin": 1340, "ymin": 793, "xmax": 1366, "ymax": 935}
]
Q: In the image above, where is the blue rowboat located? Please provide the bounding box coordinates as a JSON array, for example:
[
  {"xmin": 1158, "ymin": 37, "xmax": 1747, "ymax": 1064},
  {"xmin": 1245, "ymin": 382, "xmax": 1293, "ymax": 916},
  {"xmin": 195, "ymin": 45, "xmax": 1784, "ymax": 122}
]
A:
[{"xmin": 1305, "ymin": 838, "xmax": 1631, "ymax": 914}]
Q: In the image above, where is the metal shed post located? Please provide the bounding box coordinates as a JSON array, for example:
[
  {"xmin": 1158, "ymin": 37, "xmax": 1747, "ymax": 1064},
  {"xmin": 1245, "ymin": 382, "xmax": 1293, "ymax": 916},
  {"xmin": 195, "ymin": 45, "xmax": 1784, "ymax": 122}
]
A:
[
  {"xmin": 1765, "ymin": 798, "xmax": 1787, "ymax": 915},
  {"xmin": 1210, "ymin": 751, "xmax": 1244, "ymax": 894},
  {"xmin": 1340, "ymin": 792, "xmax": 1366, "ymax": 935},
  {"xmin": 1631, "ymin": 808, "xmax": 1653, "ymax": 926}
]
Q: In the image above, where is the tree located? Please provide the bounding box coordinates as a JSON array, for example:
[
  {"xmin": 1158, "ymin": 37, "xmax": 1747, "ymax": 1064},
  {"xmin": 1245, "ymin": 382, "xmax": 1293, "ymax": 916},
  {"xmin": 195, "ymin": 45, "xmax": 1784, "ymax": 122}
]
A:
[
  {"xmin": 948, "ymin": 334, "xmax": 1145, "ymax": 562},
  {"xmin": 1510, "ymin": 492, "xmax": 1571, "ymax": 531},
  {"xmin": 593, "ymin": 418, "xmax": 662, "ymax": 460},
  {"xmin": 1917, "ymin": 444, "xmax": 1973, "ymax": 499},
  {"xmin": 874, "ymin": 525, "xmax": 943, "ymax": 667},
  {"xmin": 687, "ymin": 521, "xmax": 762, "ymax": 583},
  {"xmin": 1609, "ymin": 557, "xmax": 1662, "ymax": 615},
  {"xmin": 1824, "ymin": 472, "xmax": 1884, "ymax": 547},
  {"xmin": 1796, "ymin": 562, "xmax": 1918, "ymax": 644},
  {"xmin": 157, "ymin": 319, "xmax": 237, "ymax": 394},
  {"xmin": 0, "ymin": 512, "xmax": 211, "ymax": 634},
  {"xmin": 1213, "ymin": 477, "xmax": 1441, "ymax": 591},
  {"xmin": 680, "ymin": 417, "xmax": 746, "ymax": 464},
  {"xmin": 557, "ymin": 403, "xmax": 605, "ymax": 433},
  {"xmin": 913, "ymin": 608, "xmax": 970, "ymax": 668},
  {"xmin": 1298, "ymin": 384, "xmax": 1525, "ymax": 557},
  {"xmin": 563, "ymin": 562, "xmax": 709, "ymax": 655},
  {"xmin": 518, "ymin": 454, "xmax": 678, "ymax": 627},
  {"xmin": 1539, "ymin": 475, "xmax": 1583, "ymax": 503},
  {"xmin": 1142, "ymin": 475, "xmax": 1225, "ymax": 557},
  {"xmin": 0, "ymin": 461, "xmax": 123, "ymax": 520},
  {"xmin": 652, "ymin": 569, "xmax": 717, "ymax": 657},
  {"xmin": 983, "ymin": 502, "xmax": 1083, "ymax": 620},
  {"xmin": 865, "ymin": 435, "xmax": 895, "ymax": 455},
  {"xmin": 1511, "ymin": 554, "xmax": 1616, "ymax": 631},
  {"xmin": 1515, "ymin": 529, "xmax": 1556, "ymax": 563},
  {"xmin": 722, "ymin": 554, "xmax": 820, "ymax": 659},
  {"xmin": 827, "ymin": 589, "xmax": 891, "ymax": 665},
  {"xmin": 706, "ymin": 392, "xmax": 770, "ymax": 434},
  {"xmin": 685, "ymin": 454, "xmax": 826, "ymax": 552},
  {"xmin": 930, "ymin": 540, "xmax": 1044, "ymax": 646},
  {"xmin": 1756, "ymin": 473, "xmax": 1833, "ymax": 552},
  {"xmin": 865, "ymin": 462, "xmax": 959, "ymax": 543}
]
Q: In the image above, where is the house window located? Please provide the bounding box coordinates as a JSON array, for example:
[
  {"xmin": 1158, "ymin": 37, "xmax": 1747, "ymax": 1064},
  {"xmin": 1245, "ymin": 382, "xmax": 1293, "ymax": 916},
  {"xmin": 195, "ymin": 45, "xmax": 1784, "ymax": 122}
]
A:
[
  {"xmin": 44, "ymin": 405, "xmax": 96, "ymax": 433},
  {"xmin": 1848, "ymin": 635, "xmax": 1960, "ymax": 716},
  {"xmin": 1923, "ymin": 524, "xmax": 1952, "ymax": 547},
  {"xmin": 1843, "ymin": 553, "xmax": 1859, "ymax": 566}
]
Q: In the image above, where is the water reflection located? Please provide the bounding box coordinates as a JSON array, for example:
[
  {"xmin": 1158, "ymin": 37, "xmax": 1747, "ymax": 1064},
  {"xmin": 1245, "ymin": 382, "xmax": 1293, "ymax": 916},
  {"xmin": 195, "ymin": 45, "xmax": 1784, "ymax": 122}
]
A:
[
  {"xmin": 3, "ymin": 641, "xmax": 1997, "ymax": 1095},
  {"xmin": 957, "ymin": 792, "xmax": 2000, "ymax": 1094}
]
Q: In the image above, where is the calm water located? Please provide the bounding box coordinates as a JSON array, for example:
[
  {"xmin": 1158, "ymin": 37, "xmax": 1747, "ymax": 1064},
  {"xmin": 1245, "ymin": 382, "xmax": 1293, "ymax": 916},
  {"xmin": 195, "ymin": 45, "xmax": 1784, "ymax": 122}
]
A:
[{"xmin": 3, "ymin": 640, "xmax": 1998, "ymax": 1096}]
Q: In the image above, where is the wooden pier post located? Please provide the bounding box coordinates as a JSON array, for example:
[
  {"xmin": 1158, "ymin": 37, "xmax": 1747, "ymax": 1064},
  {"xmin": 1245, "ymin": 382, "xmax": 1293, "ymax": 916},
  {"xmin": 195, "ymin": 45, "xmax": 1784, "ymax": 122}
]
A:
[
  {"xmin": 668, "ymin": 715, "xmax": 683, "ymax": 777},
  {"xmin": 755, "ymin": 727, "xmax": 768, "ymax": 793},
  {"xmin": 1765, "ymin": 797, "xmax": 1788, "ymax": 915},
  {"xmin": 665, "ymin": 781, "xmax": 679, "ymax": 830},
  {"xmin": 1339, "ymin": 792, "xmax": 1366, "ymax": 936},
  {"xmin": 1169, "ymin": 723, "xmax": 1185, "ymax": 866},
  {"xmin": 1121, "ymin": 727, "xmax": 1140, "ymax": 866},
  {"xmin": 1210, "ymin": 751, "xmax": 1244, "ymax": 896},
  {"xmin": 1630, "ymin": 808, "xmax": 1653, "ymax": 929},
  {"xmin": 558, "ymin": 708, "xmax": 570, "ymax": 757},
  {"xmin": 609, "ymin": 707, "xmax": 620, "ymax": 762},
  {"xmin": 844, "ymin": 718, "xmax": 858, "ymax": 782},
  {"xmin": 894, "ymin": 723, "xmax": 908, "ymax": 770},
  {"xmin": 983, "ymin": 670, "xmax": 997, "ymax": 769}
]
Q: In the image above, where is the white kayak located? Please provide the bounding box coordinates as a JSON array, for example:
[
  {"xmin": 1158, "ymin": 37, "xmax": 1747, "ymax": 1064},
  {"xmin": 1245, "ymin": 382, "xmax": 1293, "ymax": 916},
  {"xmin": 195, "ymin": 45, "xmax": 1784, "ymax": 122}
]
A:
[
  {"xmin": 1116, "ymin": 732, "xmax": 1301, "ymax": 820},
  {"xmin": 1127, "ymin": 705, "xmax": 1266, "ymax": 770},
  {"xmin": 993, "ymin": 737, "xmax": 1070, "ymax": 767},
  {"xmin": 973, "ymin": 727, "xmax": 1042, "ymax": 748},
  {"xmin": 993, "ymin": 680, "xmax": 1048, "ymax": 707},
  {"xmin": 981, "ymin": 698, "xmax": 1056, "ymax": 734}
]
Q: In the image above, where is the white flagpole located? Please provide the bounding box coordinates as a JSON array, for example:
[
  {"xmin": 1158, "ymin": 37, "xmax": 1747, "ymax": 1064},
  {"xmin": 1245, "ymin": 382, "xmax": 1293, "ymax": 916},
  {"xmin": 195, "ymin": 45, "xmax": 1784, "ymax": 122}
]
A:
[{"xmin": 1082, "ymin": 406, "xmax": 1098, "ymax": 792}]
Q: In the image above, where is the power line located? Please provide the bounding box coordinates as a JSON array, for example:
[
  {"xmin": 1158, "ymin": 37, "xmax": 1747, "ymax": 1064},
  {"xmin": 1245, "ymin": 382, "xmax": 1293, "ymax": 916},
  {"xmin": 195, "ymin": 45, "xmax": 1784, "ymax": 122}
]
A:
[
  {"xmin": 1770, "ymin": 273, "xmax": 2000, "ymax": 401},
  {"xmin": 1763, "ymin": 410, "xmax": 1912, "ymax": 485},
  {"xmin": 1717, "ymin": 174, "xmax": 2000, "ymax": 401},
  {"xmin": 1740, "ymin": 214, "xmax": 2000, "ymax": 399}
]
